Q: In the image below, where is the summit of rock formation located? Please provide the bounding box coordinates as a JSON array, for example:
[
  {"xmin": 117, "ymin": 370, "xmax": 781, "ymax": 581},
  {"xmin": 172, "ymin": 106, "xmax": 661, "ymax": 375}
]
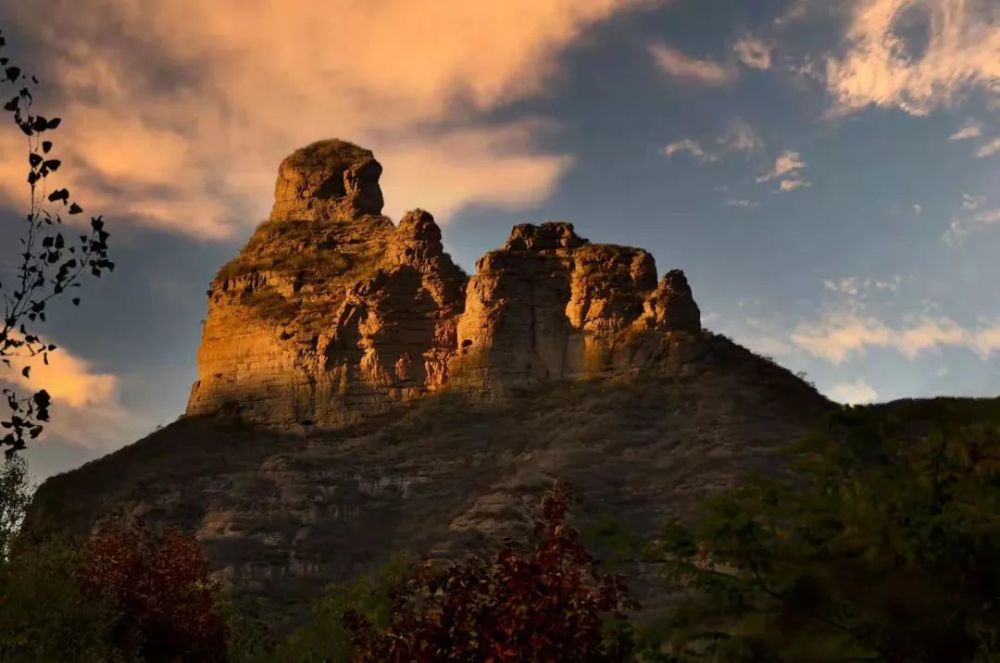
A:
[{"xmin": 187, "ymin": 140, "xmax": 705, "ymax": 427}]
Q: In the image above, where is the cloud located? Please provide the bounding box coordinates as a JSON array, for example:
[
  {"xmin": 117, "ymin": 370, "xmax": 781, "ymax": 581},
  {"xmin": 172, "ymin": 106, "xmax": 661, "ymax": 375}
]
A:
[
  {"xmin": 1, "ymin": 0, "xmax": 652, "ymax": 240},
  {"xmin": 944, "ymin": 193, "xmax": 1000, "ymax": 243},
  {"xmin": 824, "ymin": 0, "xmax": 1000, "ymax": 116},
  {"xmin": 757, "ymin": 149, "xmax": 809, "ymax": 192},
  {"xmin": 791, "ymin": 312, "xmax": 1000, "ymax": 363},
  {"xmin": 663, "ymin": 139, "xmax": 716, "ymax": 163},
  {"xmin": 976, "ymin": 137, "xmax": 1000, "ymax": 158},
  {"xmin": 648, "ymin": 43, "xmax": 738, "ymax": 85},
  {"xmin": 829, "ymin": 379, "xmax": 879, "ymax": 404},
  {"xmin": 778, "ymin": 178, "xmax": 810, "ymax": 192},
  {"xmin": 733, "ymin": 36, "xmax": 773, "ymax": 70},
  {"xmin": 823, "ymin": 275, "xmax": 902, "ymax": 296},
  {"xmin": 725, "ymin": 199, "xmax": 759, "ymax": 208},
  {"xmin": 666, "ymin": 119, "xmax": 763, "ymax": 167},
  {"xmin": 963, "ymin": 193, "xmax": 986, "ymax": 210},
  {"xmin": 949, "ymin": 120, "xmax": 983, "ymax": 141},
  {"xmin": 945, "ymin": 207, "xmax": 1000, "ymax": 243},
  {"xmin": 913, "ymin": 203, "xmax": 923, "ymax": 214},
  {"xmin": 757, "ymin": 150, "xmax": 807, "ymax": 182},
  {"xmin": 1, "ymin": 339, "xmax": 143, "ymax": 452}
]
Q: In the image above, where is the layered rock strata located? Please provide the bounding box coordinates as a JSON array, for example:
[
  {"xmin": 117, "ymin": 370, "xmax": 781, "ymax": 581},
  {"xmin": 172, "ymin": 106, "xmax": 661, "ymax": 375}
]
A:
[{"xmin": 187, "ymin": 139, "xmax": 702, "ymax": 426}]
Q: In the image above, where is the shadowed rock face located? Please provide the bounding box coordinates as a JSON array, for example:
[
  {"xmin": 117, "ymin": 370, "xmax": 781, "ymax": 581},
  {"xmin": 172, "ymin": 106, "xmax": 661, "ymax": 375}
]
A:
[{"xmin": 187, "ymin": 141, "xmax": 704, "ymax": 426}]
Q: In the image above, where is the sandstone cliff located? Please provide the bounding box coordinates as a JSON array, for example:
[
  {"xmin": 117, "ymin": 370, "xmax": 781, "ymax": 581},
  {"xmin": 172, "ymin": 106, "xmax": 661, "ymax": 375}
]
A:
[{"xmin": 186, "ymin": 140, "xmax": 702, "ymax": 426}]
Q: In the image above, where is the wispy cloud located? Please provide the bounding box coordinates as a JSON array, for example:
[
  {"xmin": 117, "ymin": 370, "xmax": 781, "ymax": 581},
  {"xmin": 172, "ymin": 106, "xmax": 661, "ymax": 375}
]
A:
[
  {"xmin": 0, "ymin": 0, "xmax": 651, "ymax": 240},
  {"xmin": 648, "ymin": 42, "xmax": 737, "ymax": 86},
  {"xmin": 823, "ymin": 275, "xmax": 902, "ymax": 296},
  {"xmin": 976, "ymin": 137, "xmax": 1000, "ymax": 158},
  {"xmin": 757, "ymin": 150, "xmax": 807, "ymax": 182},
  {"xmin": 733, "ymin": 36, "xmax": 773, "ymax": 70},
  {"xmin": 663, "ymin": 139, "xmax": 716, "ymax": 163},
  {"xmin": 791, "ymin": 313, "xmax": 1000, "ymax": 363},
  {"xmin": 825, "ymin": 0, "xmax": 1000, "ymax": 116},
  {"xmin": 725, "ymin": 199, "xmax": 759, "ymax": 208},
  {"xmin": 757, "ymin": 150, "xmax": 809, "ymax": 192},
  {"xmin": 949, "ymin": 120, "xmax": 982, "ymax": 141},
  {"xmin": 778, "ymin": 178, "xmax": 810, "ymax": 192},
  {"xmin": 666, "ymin": 119, "xmax": 764, "ymax": 167},
  {"xmin": 944, "ymin": 193, "xmax": 1000, "ymax": 244}
]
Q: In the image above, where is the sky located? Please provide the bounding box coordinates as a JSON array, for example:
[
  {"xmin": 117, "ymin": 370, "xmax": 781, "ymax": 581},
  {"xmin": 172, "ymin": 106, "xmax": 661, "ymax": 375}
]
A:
[{"xmin": 0, "ymin": 0, "xmax": 997, "ymax": 480}]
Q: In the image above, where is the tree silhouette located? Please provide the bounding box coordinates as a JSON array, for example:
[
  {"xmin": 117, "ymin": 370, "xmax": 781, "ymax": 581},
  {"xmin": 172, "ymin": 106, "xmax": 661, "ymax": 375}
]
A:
[{"xmin": 0, "ymin": 28, "xmax": 112, "ymax": 455}]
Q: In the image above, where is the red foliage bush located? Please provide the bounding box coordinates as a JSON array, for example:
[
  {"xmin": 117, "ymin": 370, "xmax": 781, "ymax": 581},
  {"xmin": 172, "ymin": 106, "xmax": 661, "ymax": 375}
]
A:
[
  {"xmin": 79, "ymin": 527, "xmax": 227, "ymax": 662},
  {"xmin": 345, "ymin": 482, "xmax": 637, "ymax": 662}
]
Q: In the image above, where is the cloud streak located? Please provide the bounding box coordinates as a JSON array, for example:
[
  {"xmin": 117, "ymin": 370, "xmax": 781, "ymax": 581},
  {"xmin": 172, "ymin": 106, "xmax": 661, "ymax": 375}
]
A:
[
  {"xmin": 791, "ymin": 313, "xmax": 1000, "ymax": 363},
  {"xmin": 648, "ymin": 43, "xmax": 738, "ymax": 85}
]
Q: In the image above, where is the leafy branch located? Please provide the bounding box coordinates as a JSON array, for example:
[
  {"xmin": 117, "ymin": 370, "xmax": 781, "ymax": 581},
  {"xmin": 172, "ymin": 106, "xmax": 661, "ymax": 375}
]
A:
[{"xmin": 0, "ymin": 28, "xmax": 112, "ymax": 455}]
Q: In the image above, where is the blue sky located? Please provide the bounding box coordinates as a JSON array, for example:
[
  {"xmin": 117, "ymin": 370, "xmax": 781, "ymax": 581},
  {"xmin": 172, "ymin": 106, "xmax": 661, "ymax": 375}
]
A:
[{"xmin": 0, "ymin": 0, "xmax": 997, "ymax": 479}]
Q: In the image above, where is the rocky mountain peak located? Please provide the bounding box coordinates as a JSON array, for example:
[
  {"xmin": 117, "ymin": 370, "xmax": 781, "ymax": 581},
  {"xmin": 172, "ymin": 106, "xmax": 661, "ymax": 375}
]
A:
[
  {"xmin": 187, "ymin": 140, "xmax": 707, "ymax": 427},
  {"xmin": 270, "ymin": 139, "xmax": 384, "ymax": 222}
]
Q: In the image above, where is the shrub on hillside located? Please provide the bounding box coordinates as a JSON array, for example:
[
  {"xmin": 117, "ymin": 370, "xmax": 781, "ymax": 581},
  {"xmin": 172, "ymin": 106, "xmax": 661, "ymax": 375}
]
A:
[{"xmin": 343, "ymin": 482, "xmax": 638, "ymax": 662}]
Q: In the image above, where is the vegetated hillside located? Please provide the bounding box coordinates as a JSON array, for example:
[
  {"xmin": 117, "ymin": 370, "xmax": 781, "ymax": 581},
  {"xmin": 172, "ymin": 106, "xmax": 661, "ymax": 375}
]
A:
[
  {"xmin": 27, "ymin": 331, "xmax": 830, "ymax": 626},
  {"xmin": 24, "ymin": 137, "xmax": 1000, "ymax": 633}
]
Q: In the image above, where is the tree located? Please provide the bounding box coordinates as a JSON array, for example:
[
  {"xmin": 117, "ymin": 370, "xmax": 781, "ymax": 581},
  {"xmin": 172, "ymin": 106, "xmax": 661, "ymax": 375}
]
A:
[
  {"xmin": 0, "ymin": 27, "xmax": 112, "ymax": 455},
  {"xmin": 0, "ymin": 538, "xmax": 119, "ymax": 662},
  {"xmin": 344, "ymin": 482, "xmax": 638, "ymax": 662},
  {"xmin": 650, "ymin": 409, "xmax": 1000, "ymax": 662},
  {"xmin": 79, "ymin": 527, "xmax": 229, "ymax": 662},
  {"xmin": 0, "ymin": 453, "xmax": 30, "ymax": 564}
]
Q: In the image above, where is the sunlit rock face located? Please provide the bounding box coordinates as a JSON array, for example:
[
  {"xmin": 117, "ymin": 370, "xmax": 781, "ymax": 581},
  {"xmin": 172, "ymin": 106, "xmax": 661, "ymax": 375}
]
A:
[
  {"xmin": 450, "ymin": 222, "xmax": 702, "ymax": 393},
  {"xmin": 186, "ymin": 140, "xmax": 703, "ymax": 426}
]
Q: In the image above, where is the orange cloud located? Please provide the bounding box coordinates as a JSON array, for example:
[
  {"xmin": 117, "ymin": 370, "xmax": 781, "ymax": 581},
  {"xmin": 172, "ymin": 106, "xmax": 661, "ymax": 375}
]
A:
[
  {"xmin": 3, "ymin": 0, "xmax": 657, "ymax": 239},
  {"xmin": 1, "ymin": 338, "xmax": 147, "ymax": 451}
]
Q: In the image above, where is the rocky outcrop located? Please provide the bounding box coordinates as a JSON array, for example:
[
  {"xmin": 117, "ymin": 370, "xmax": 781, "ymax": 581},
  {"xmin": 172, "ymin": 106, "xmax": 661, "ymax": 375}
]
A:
[
  {"xmin": 186, "ymin": 142, "xmax": 467, "ymax": 425},
  {"xmin": 187, "ymin": 141, "xmax": 704, "ymax": 426},
  {"xmin": 451, "ymin": 223, "xmax": 700, "ymax": 392}
]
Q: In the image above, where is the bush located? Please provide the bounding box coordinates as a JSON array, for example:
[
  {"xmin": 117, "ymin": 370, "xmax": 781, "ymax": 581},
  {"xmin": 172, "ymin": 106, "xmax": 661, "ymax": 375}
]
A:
[{"xmin": 344, "ymin": 482, "xmax": 638, "ymax": 662}]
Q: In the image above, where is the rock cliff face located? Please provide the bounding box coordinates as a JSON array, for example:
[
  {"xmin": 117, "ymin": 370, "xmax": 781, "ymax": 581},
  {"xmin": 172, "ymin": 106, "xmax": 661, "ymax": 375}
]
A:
[{"xmin": 187, "ymin": 139, "xmax": 702, "ymax": 425}]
